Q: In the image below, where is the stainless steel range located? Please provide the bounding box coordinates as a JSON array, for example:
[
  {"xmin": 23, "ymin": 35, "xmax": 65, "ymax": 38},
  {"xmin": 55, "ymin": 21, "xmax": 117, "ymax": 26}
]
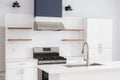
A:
[{"xmin": 33, "ymin": 47, "xmax": 66, "ymax": 65}]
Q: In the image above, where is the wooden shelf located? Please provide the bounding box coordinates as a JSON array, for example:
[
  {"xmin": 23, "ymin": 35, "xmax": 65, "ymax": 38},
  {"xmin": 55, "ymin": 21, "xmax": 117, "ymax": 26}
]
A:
[
  {"xmin": 7, "ymin": 39, "xmax": 32, "ymax": 41},
  {"xmin": 62, "ymin": 39, "xmax": 84, "ymax": 41},
  {"xmin": 8, "ymin": 27, "xmax": 32, "ymax": 30},
  {"xmin": 63, "ymin": 29, "xmax": 84, "ymax": 31}
]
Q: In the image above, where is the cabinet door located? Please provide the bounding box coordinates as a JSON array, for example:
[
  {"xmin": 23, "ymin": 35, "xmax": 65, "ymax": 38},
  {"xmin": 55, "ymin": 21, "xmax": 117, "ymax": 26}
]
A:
[
  {"xmin": 97, "ymin": 19, "xmax": 112, "ymax": 48},
  {"xmin": 89, "ymin": 48, "xmax": 112, "ymax": 63},
  {"xmin": 87, "ymin": 18, "xmax": 112, "ymax": 48},
  {"xmin": 87, "ymin": 18, "xmax": 99, "ymax": 48},
  {"xmin": 22, "ymin": 68, "xmax": 37, "ymax": 80},
  {"xmin": 89, "ymin": 48, "xmax": 100, "ymax": 63},
  {"xmin": 6, "ymin": 69, "xmax": 22, "ymax": 80},
  {"xmin": 100, "ymin": 48, "xmax": 112, "ymax": 62},
  {"xmin": 87, "ymin": 18, "xmax": 112, "ymax": 62}
]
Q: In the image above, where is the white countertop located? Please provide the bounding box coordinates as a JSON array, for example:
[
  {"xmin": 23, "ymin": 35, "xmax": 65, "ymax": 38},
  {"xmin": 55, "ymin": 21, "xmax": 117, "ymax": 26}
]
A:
[
  {"xmin": 38, "ymin": 61, "xmax": 120, "ymax": 74},
  {"xmin": 6, "ymin": 58, "xmax": 38, "ymax": 63}
]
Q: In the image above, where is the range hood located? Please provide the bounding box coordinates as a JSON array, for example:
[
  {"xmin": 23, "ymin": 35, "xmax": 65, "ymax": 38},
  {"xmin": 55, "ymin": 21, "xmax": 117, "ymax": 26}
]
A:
[{"xmin": 34, "ymin": 21, "xmax": 65, "ymax": 31}]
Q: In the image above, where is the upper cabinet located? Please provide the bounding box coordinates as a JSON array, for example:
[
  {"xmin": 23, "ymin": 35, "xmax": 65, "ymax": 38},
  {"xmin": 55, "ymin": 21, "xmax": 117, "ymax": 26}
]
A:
[
  {"xmin": 86, "ymin": 18, "xmax": 113, "ymax": 62},
  {"xmin": 34, "ymin": 0, "xmax": 62, "ymax": 17}
]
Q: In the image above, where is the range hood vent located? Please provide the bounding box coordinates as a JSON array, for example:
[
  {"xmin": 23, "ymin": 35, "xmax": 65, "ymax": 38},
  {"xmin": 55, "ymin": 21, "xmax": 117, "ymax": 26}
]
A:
[{"xmin": 34, "ymin": 21, "xmax": 65, "ymax": 31}]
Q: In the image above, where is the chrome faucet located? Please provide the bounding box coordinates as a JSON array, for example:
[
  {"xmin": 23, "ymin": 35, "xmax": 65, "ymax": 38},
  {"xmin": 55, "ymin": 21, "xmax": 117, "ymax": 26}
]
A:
[{"xmin": 81, "ymin": 42, "xmax": 89, "ymax": 66}]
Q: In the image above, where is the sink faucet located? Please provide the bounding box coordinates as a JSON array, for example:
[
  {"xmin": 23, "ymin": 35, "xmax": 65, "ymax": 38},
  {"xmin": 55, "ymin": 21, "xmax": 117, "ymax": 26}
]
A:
[{"xmin": 81, "ymin": 42, "xmax": 89, "ymax": 66}]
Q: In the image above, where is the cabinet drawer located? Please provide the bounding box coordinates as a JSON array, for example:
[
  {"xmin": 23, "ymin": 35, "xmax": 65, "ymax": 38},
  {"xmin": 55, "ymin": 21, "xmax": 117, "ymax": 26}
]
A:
[{"xmin": 7, "ymin": 61, "xmax": 37, "ymax": 69}]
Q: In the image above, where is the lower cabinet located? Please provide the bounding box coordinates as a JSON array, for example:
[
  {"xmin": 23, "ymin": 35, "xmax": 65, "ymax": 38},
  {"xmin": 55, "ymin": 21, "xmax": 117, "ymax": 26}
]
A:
[
  {"xmin": 6, "ymin": 61, "xmax": 37, "ymax": 80},
  {"xmin": 23, "ymin": 68, "xmax": 37, "ymax": 80},
  {"xmin": 6, "ymin": 68, "xmax": 37, "ymax": 80},
  {"xmin": 89, "ymin": 48, "xmax": 112, "ymax": 63},
  {"xmin": 6, "ymin": 69, "xmax": 22, "ymax": 80}
]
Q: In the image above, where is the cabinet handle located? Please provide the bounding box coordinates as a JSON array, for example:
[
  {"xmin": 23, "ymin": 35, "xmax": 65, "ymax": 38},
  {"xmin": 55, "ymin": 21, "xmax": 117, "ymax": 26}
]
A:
[
  {"xmin": 101, "ymin": 44, "xmax": 102, "ymax": 53},
  {"xmin": 100, "ymin": 44, "xmax": 102, "ymax": 53},
  {"xmin": 99, "ymin": 44, "xmax": 102, "ymax": 53},
  {"xmin": 20, "ymin": 69, "xmax": 22, "ymax": 75},
  {"xmin": 99, "ymin": 44, "xmax": 101, "ymax": 53}
]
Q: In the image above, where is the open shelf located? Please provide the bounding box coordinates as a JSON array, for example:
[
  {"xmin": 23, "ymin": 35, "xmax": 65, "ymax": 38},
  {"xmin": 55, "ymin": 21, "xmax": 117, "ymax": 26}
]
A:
[
  {"xmin": 62, "ymin": 39, "xmax": 84, "ymax": 41},
  {"xmin": 63, "ymin": 29, "xmax": 85, "ymax": 31},
  {"xmin": 7, "ymin": 39, "xmax": 32, "ymax": 41},
  {"xmin": 8, "ymin": 27, "xmax": 32, "ymax": 30}
]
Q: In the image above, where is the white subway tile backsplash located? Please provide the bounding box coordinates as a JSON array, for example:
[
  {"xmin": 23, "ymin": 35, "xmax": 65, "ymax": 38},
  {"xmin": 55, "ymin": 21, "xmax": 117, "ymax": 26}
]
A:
[{"xmin": 6, "ymin": 16, "xmax": 85, "ymax": 59}]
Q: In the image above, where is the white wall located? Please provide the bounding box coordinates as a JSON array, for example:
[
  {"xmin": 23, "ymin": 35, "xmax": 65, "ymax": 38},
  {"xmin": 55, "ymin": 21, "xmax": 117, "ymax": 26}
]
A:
[
  {"xmin": 63, "ymin": 0, "xmax": 117, "ymax": 18},
  {"xmin": 0, "ymin": 0, "xmax": 34, "ymax": 26},
  {"xmin": 1, "ymin": 0, "xmax": 119, "ymax": 60}
]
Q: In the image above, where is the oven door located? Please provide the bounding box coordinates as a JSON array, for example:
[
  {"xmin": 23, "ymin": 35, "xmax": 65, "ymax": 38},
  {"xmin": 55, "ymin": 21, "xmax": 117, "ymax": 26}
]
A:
[
  {"xmin": 38, "ymin": 69, "xmax": 48, "ymax": 80},
  {"xmin": 42, "ymin": 71, "xmax": 48, "ymax": 80}
]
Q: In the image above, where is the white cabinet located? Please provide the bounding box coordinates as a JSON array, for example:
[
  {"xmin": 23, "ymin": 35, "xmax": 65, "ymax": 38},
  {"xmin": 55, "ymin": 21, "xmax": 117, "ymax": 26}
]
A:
[
  {"xmin": 89, "ymin": 48, "xmax": 112, "ymax": 62},
  {"xmin": 89, "ymin": 48, "xmax": 100, "ymax": 62},
  {"xmin": 23, "ymin": 68, "xmax": 37, "ymax": 80},
  {"xmin": 7, "ymin": 68, "xmax": 37, "ymax": 80},
  {"xmin": 6, "ymin": 60, "xmax": 37, "ymax": 80},
  {"xmin": 99, "ymin": 48, "xmax": 112, "ymax": 62},
  {"xmin": 86, "ymin": 18, "xmax": 112, "ymax": 62},
  {"xmin": 6, "ymin": 69, "xmax": 22, "ymax": 80}
]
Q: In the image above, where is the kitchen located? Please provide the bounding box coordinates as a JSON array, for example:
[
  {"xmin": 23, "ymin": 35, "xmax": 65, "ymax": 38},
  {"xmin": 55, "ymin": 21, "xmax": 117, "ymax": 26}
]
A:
[{"xmin": 0, "ymin": 0, "xmax": 120, "ymax": 80}]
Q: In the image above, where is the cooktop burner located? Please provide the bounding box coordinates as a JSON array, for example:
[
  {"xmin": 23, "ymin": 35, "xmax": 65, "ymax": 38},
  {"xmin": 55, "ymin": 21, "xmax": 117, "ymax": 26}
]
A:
[
  {"xmin": 35, "ymin": 56, "xmax": 66, "ymax": 60},
  {"xmin": 33, "ymin": 47, "xmax": 66, "ymax": 64}
]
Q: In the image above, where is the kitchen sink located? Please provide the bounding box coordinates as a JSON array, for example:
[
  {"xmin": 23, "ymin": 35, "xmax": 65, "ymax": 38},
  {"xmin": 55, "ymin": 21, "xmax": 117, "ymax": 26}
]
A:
[{"xmin": 64, "ymin": 63, "xmax": 103, "ymax": 67}]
